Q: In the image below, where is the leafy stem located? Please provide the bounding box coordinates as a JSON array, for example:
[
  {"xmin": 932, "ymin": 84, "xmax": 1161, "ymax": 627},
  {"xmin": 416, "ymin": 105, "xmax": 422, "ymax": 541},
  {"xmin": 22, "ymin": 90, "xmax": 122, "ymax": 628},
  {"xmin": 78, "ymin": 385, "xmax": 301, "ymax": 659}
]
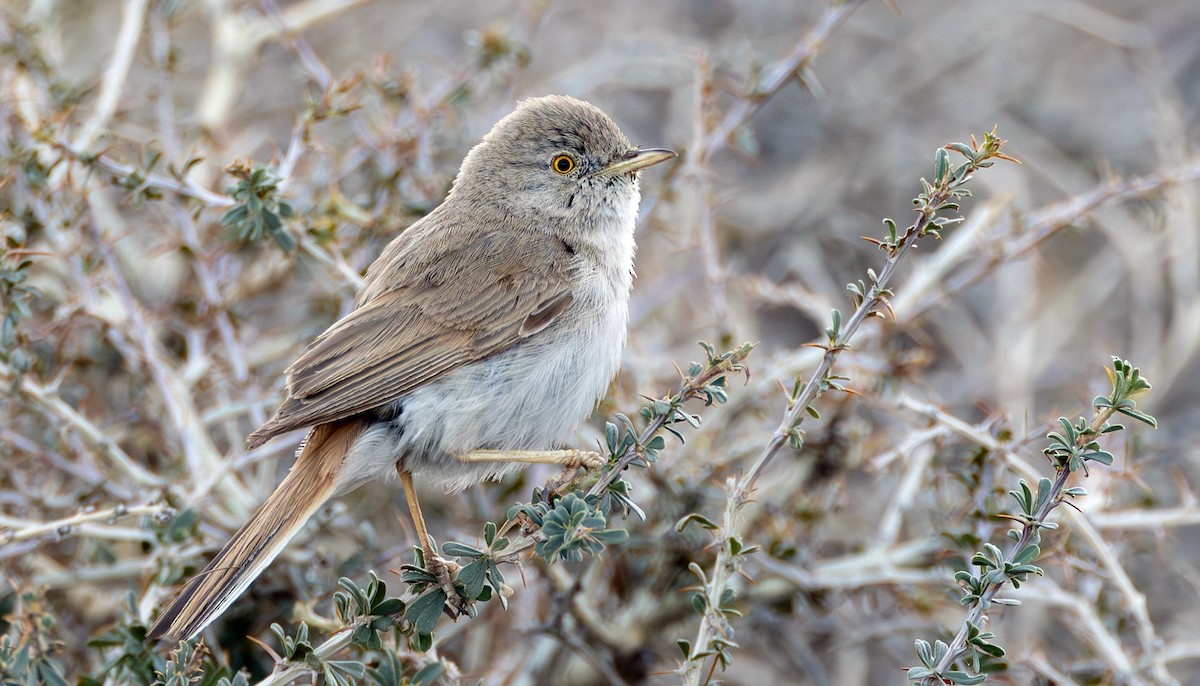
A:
[
  {"xmin": 909, "ymin": 358, "xmax": 1157, "ymax": 685},
  {"xmin": 304, "ymin": 342, "xmax": 754, "ymax": 661},
  {"xmin": 678, "ymin": 130, "xmax": 1016, "ymax": 685},
  {"xmin": 758, "ymin": 128, "xmax": 1016, "ymax": 490},
  {"xmin": 590, "ymin": 341, "xmax": 754, "ymax": 498}
]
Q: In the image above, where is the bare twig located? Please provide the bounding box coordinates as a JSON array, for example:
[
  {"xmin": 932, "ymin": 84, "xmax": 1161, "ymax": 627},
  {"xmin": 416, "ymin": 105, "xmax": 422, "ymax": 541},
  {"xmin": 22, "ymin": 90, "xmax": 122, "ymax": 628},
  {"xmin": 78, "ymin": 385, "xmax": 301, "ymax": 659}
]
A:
[
  {"xmin": 0, "ymin": 503, "xmax": 170, "ymax": 545},
  {"xmin": 0, "ymin": 362, "xmax": 164, "ymax": 487},
  {"xmin": 71, "ymin": 0, "xmax": 149, "ymax": 151}
]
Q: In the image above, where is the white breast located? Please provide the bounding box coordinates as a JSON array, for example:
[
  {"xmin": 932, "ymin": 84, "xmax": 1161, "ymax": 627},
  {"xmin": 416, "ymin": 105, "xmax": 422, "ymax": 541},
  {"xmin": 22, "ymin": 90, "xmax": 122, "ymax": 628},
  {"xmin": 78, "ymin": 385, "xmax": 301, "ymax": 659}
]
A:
[
  {"xmin": 333, "ymin": 175, "xmax": 640, "ymax": 495},
  {"xmin": 337, "ymin": 224, "xmax": 635, "ymax": 494}
]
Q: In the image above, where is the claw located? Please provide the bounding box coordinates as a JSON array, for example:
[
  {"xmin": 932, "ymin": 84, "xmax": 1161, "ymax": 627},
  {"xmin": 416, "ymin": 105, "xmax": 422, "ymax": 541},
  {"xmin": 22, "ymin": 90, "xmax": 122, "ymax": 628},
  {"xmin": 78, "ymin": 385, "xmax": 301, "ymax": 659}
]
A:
[
  {"xmin": 539, "ymin": 450, "xmax": 605, "ymax": 496},
  {"xmin": 425, "ymin": 551, "xmax": 467, "ymax": 618},
  {"xmin": 564, "ymin": 449, "xmax": 604, "ymax": 471}
]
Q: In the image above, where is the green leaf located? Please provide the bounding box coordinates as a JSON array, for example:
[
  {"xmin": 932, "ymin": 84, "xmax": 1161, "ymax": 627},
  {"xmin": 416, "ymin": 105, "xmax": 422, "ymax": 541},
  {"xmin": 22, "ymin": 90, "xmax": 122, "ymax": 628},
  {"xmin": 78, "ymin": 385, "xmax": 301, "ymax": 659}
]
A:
[
  {"xmin": 405, "ymin": 590, "xmax": 446, "ymax": 635},
  {"xmin": 943, "ymin": 670, "xmax": 986, "ymax": 685},
  {"xmin": 1116, "ymin": 406, "xmax": 1158, "ymax": 427},
  {"xmin": 411, "ymin": 663, "xmax": 444, "ymax": 685},
  {"xmin": 934, "ymin": 147, "xmax": 950, "ymax": 182},
  {"xmin": 326, "ymin": 660, "xmax": 366, "ymax": 679},
  {"xmin": 414, "ymin": 632, "xmax": 433, "ymax": 652},
  {"xmin": 440, "ymin": 541, "xmax": 483, "ymax": 558},
  {"xmin": 373, "ymin": 598, "xmax": 405, "ymax": 616},
  {"xmin": 914, "ymin": 638, "xmax": 934, "ymax": 666},
  {"xmin": 676, "ymin": 513, "xmax": 719, "ymax": 532},
  {"xmin": 350, "ymin": 623, "xmax": 373, "ymax": 648},
  {"xmin": 457, "ymin": 559, "xmax": 487, "ymax": 600},
  {"xmin": 974, "ymin": 641, "xmax": 1005, "ymax": 658},
  {"xmin": 591, "ymin": 528, "xmax": 629, "ymax": 545},
  {"xmin": 37, "ymin": 662, "xmax": 69, "ymax": 686},
  {"xmin": 946, "ymin": 142, "xmax": 975, "ymax": 158},
  {"xmin": 1011, "ymin": 543, "xmax": 1040, "ymax": 566},
  {"xmin": 719, "ymin": 587, "xmax": 737, "ymax": 608},
  {"xmin": 826, "ymin": 308, "xmax": 842, "ymax": 339},
  {"xmin": 605, "ymin": 422, "xmax": 619, "ymax": 453},
  {"xmin": 220, "ymin": 205, "xmax": 247, "ymax": 226},
  {"xmin": 1035, "ymin": 478, "xmax": 1053, "ymax": 512}
]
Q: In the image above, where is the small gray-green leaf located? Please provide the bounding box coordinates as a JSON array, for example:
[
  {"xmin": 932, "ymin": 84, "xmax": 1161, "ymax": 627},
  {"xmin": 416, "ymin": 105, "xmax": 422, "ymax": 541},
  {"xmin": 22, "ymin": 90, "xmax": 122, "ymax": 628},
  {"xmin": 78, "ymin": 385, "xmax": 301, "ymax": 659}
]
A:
[{"xmin": 406, "ymin": 590, "xmax": 446, "ymax": 635}]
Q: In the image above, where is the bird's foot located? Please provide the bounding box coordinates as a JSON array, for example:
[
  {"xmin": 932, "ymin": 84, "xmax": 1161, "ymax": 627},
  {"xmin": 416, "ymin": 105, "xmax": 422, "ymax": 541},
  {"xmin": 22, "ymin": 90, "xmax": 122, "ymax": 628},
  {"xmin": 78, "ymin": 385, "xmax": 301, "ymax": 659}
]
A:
[
  {"xmin": 424, "ymin": 550, "xmax": 467, "ymax": 618},
  {"xmin": 540, "ymin": 450, "xmax": 605, "ymax": 495},
  {"xmin": 562, "ymin": 449, "xmax": 604, "ymax": 471}
]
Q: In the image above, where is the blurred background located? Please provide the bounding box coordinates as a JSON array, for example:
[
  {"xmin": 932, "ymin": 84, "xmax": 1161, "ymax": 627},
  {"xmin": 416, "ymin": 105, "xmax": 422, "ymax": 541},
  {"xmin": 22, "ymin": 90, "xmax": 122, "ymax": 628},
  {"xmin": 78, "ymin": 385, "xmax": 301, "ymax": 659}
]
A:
[{"xmin": 2, "ymin": 0, "xmax": 1199, "ymax": 684}]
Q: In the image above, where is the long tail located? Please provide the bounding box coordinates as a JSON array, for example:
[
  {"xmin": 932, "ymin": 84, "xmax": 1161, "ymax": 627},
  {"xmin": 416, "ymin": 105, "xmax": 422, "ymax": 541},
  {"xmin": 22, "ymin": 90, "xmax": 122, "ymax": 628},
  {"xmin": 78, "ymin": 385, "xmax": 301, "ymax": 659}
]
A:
[{"xmin": 148, "ymin": 419, "xmax": 368, "ymax": 642}]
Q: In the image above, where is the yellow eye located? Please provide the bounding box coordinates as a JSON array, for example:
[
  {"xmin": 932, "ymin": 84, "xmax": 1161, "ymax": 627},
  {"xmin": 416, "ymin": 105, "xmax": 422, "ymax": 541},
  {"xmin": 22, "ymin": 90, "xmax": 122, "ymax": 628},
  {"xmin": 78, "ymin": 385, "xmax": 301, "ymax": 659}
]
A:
[{"xmin": 551, "ymin": 154, "xmax": 576, "ymax": 175}]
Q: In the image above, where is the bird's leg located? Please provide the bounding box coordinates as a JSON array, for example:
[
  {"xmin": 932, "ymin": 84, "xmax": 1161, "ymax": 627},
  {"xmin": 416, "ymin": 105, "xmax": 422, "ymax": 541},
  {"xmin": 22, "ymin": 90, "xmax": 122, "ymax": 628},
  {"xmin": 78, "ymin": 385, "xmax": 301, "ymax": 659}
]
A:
[
  {"xmin": 398, "ymin": 468, "xmax": 464, "ymax": 616},
  {"xmin": 462, "ymin": 450, "xmax": 608, "ymax": 543},
  {"xmin": 459, "ymin": 448, "xmax": 605, "ymax": 470}
]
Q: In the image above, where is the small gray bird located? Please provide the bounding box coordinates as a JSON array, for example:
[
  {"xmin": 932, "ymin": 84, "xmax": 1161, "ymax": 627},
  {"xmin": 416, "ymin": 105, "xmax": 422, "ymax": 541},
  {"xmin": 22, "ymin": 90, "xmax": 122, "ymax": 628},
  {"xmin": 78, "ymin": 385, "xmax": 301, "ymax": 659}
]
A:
[{"xmin": 148, "ymin": 95, "xmax": 676, "ymax": 642}]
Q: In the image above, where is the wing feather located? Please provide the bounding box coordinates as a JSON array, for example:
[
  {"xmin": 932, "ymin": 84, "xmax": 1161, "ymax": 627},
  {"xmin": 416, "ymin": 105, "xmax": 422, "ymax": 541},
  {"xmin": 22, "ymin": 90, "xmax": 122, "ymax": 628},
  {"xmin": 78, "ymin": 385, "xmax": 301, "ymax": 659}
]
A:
[{"xmin": 246, "ymin": 226, "xmax": 573, "ymax": 449}]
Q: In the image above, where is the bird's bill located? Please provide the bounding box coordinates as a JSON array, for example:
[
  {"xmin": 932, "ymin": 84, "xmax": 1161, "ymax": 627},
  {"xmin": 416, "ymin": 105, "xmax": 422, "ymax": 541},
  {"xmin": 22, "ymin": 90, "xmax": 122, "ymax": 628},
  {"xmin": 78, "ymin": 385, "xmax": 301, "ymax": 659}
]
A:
[{"xmin": 600, "ymin": 148, "xmax": 678, "ymax": 176}]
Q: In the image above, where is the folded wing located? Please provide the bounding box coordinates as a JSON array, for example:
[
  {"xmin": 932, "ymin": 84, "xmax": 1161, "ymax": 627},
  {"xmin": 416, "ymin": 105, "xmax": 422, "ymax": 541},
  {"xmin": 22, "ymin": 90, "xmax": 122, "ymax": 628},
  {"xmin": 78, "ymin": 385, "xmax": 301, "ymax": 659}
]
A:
[{"xmin": 246, "ymin": 228, "xmax": 574, "ymax": 449}]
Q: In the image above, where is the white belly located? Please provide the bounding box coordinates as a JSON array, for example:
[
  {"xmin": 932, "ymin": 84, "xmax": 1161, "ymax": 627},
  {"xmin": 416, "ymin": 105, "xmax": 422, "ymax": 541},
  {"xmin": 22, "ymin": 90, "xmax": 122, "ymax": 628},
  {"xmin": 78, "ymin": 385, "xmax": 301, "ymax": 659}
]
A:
[{"xmin": 336, "ymin": 265, "xmax": 629, "ymax": 494}]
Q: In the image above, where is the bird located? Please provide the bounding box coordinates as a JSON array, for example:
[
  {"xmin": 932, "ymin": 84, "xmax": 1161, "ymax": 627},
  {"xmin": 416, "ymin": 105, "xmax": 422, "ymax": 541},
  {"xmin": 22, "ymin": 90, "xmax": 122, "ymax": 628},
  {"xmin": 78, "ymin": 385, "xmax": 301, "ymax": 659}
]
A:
[{"xmin": 147, "ymin": 95, "xmax": 676, "ymax": 642}]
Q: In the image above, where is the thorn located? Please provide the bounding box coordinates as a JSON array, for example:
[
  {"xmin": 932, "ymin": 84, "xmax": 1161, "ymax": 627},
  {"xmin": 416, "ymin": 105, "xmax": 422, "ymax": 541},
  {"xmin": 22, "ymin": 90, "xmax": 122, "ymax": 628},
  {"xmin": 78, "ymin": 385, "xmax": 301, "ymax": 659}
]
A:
[{"xmin": 246, "ymin": 634, "xmax": 282, "ymax": 663}]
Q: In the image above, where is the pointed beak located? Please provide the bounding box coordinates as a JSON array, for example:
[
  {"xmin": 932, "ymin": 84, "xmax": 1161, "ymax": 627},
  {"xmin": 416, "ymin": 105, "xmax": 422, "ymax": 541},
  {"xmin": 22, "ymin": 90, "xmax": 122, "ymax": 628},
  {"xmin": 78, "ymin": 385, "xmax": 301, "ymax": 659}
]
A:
[{"xmin": 600, "ymin": 147, "xmax": 678, "ymax": 176}]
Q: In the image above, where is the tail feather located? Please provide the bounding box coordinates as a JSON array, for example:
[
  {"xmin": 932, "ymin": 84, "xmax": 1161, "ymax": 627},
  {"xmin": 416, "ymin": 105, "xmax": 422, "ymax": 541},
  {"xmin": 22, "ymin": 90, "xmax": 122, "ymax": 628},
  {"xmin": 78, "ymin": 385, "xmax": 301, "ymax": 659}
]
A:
[{"xmin": 149, "ymin": 419, "xmax": 368, "ymax": 642}]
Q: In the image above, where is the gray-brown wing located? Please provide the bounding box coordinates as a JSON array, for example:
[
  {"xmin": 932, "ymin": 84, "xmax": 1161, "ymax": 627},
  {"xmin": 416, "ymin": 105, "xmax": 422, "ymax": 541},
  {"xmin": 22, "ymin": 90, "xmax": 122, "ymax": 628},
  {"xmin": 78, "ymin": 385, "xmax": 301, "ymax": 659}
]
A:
[{"xmin": 245, "ymin": 233, "xmax": 574, "ymax": 449}]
